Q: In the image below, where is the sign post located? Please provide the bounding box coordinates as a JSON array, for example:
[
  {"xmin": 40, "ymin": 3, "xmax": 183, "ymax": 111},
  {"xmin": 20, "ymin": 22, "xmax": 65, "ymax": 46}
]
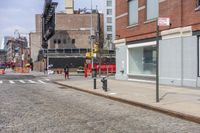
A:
[{"xmin": 156, "ymin": 17, "xmax": 170, "ymax": 103}]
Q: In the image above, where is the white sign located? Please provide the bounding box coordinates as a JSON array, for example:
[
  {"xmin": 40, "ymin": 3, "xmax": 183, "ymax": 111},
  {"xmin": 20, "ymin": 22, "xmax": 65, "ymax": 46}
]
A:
[
  {"xmin": 22, "ymin": 54, "xmax": 24, "ymax": 61},
  {"xmin": 158, "ymin": 17, "xmax": 170, "ymax": 26},
  {"xmin": 93, "ymin": 53, "xmax": 97, "ymax": 58}
]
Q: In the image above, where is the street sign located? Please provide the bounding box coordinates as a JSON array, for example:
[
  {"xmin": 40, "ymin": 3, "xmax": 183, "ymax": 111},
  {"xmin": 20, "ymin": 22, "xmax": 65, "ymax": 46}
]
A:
[
  {"xmin": 158, "ymin": 17, "xmax": 170, "ymax": 26},
  {"xmin": 22, "ymin": 54, "xmax": 24, "ymax": 61},
  {"xmin": 93, "ymin": 53, "xmax": 97, "ymax": 58}
]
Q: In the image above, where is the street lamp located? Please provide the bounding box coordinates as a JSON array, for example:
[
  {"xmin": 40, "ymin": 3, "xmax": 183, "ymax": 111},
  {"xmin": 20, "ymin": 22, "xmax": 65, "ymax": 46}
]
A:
[{"xmin": 90, "ymin": 0, "xmax": 94, "ymax": 69}]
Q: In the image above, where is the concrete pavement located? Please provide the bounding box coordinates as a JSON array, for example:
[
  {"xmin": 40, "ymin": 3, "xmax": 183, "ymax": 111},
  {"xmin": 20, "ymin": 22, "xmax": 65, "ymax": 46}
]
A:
[
  {"xmin": 1, "ymin": 75, "xmax": 199, "ymax": 132},
  {"xmin": 4, "ymin": 70, "xmax": 200, "ymax": 123},
  {"xmin": 55, "ymin": 76, "xmax": 200, "ymax": 124}
]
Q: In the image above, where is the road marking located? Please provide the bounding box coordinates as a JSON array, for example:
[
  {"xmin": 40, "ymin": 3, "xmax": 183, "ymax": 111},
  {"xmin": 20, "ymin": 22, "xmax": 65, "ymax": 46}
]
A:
[
  {"xmin": 19, "ymin": 80, "xmax": 26, "ymax": 83},
  {"xmin": 9, "ymin": 80, "xmax": 15, "ymax": 84},
  {"xmin": 109, "ymin": 93, "xmax": 117, "ymax": 95},
  {"xmin": 28, "ymin": 80, "xmax": 36, "ymax": 84},
  {"xmin": 45, "ymin": 79, "xmax": 50, "ymax": 81},
  {"xmin": 38, "ymin": 80, "xmax": 46, "ymax": 84},
  {"xmin": 0, "ymin": 80, "xmax": 2, "ymax": 84}
]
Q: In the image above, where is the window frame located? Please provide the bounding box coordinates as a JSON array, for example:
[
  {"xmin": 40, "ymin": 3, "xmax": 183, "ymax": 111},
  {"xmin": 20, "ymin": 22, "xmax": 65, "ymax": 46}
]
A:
[
  {"xmin": 107, "ymin": 17, "xmax": 112, "ymax": 23},
  {"xmin": 107, "ymin": 34, "xmax": 113, "ymax": 40},
  {"xmin": 72, "ymin": 39, "xmax": 75, "ymax": 44},
  {"xmin": 107, "ymin": 0, "xmax": 112, "ymax": 7},
  {"xmin": 128, "ymin": 0, "xmax": 138, "ymax": 26},
  {"xmin": 107, "ymin": 25, "xmax": 113, "ymax": 32},
  {"xmin": 57, "ymin": 39, "xmax": 61, "ymax": 44},
  {"xmin": 53, "ymin": 39, "xmax": 57, "ymax": 44},
  {"xmin": 197, "ymin": 0, "xmax": 200, "ymax": 7},
  {"xmin": 107, "ymin": 9, "xmax": 112, "ymax": 15},
  {"xmin": 146, "ymin": 0, "xmax": 159, "ymax": 21},
  {"xmin": 196, "ymin": 0, "xmax": 200, "ymax": 10}
]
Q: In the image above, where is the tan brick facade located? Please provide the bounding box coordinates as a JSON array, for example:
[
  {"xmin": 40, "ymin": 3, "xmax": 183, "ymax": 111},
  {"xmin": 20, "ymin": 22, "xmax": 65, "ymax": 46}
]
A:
[
  {"xmin": 55, "ymin": 13, "xmax": 98, "ymax": 31},
  {"xmin": 29, "ymin": 32, "xmax": 42, "ymax": 62}
]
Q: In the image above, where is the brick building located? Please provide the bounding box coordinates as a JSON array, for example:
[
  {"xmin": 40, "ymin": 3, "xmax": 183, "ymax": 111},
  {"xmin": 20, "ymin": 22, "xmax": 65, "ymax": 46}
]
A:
[
  {"xmin": 30, "ymin": 12, "xmax": 103, "ymax": 69},
  {"xmin": 115, "ymin": 0, "xmax": 200, "ymax": 88},
  {"xmin": 103, "ymin": 0, "xmax": 116, "ymax": 50},
  {"xmin": 6, "ymin": 37, "xmax": 29, "ymax": 68},
  {"xmin": 0, "ymin": 50, "xmax": 6, "ymax": 65},
  {"xmin": 5, "ymin": 38, "xmax": 15, "ymax": 65}
]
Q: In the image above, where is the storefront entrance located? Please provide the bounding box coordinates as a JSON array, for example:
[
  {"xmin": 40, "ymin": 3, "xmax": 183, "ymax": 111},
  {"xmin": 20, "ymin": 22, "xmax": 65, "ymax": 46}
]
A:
[{"xmin": 128, "ymin": 45, "xmax": 156, "ymax": 76}]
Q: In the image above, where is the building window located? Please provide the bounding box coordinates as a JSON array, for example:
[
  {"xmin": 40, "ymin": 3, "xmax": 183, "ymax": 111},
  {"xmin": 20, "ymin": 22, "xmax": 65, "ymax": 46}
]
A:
[
  {"xmin": 53, "ymin": 39, "xmax": 57, "ymax": 44},
  {"xmin": 146, "ymin": 0, "xmax": 159, "ymax": 20},
  {"xmin": 128, "ymin": 0, "xmax": 138, "ymax": 25},
  {"xmin": 107, "ymin": 34, "xmax": 112, "ymax": 40},
  {"xmin": 129, "ymin": 45, "xmax": 156, "ymax": 75},
  {"xmin": 107, "ymin": 0, "xmax": 112, "ymax": 6},
  {"xmin": 197, "ymin": 0, "xmax": 200, "ymax": 7},
  {"xmin": 107, "ymin": 9, "xmax": 112, "ymax": 15},
  {"xmin": 107, "ymin": 26, "xmax": 112, "ymax": 32},
  {"xmin": 107, "ymin": 17, "xmax": 112, "ymax": 23},
  {"xmin": 58, "ymin": 39, "xmax": 61, "ymax": 44},
  {"xmin": 63, "ymin": 39, "xmax": 66, "ymax": 44},
  {"xmin": 196, "ymin": 0, "xmax": 200, "ymax": 10},
  {"xmin": 72, "ymin": 39, "xmax": 75, "ymax": 44}
]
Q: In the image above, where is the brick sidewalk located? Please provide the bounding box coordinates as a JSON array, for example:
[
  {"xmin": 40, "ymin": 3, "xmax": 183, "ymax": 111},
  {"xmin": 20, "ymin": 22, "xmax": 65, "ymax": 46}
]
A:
[{"xmin": 55, "ymin": 77, "xmax": 200, "ymax": 124}]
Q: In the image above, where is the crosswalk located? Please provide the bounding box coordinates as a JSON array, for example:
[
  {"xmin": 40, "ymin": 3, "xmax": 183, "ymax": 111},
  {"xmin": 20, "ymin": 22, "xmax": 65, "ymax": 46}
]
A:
[{"xmin": 0, "ymin": 79, "xmax": 50, "ymax": 85}]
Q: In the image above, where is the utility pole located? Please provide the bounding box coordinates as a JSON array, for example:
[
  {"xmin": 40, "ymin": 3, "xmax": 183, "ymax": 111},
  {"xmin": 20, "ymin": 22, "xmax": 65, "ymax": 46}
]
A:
[
  {"xmin": 90, "ymin": 0, "xmax": 97, "ymax": 89},
  {"xmin": 90, "ymin": 0, "xmax": 94, "ymax": 69},
  {"xmin": 156, "ymin": 17, "xmax": 170, "ymax": 103},
  {"xmin": 156, "ymin": 19, "xmax": 160, "ymax": 103},
  {"xmin": 21, "ymin": 38, "xmax": 24, "ymax": 72}
]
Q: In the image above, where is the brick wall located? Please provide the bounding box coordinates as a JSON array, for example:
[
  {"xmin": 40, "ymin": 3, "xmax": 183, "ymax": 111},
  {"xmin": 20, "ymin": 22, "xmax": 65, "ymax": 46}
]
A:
[
  {"xmin": 55, "ymin": 13, "xmax": 99, "ymax": 31},
  {"xmin": 49, "ymin": 30, "xmax": 91, "ymax": 49},
  {"xmin": 116, "ymin": 0, "xmax": 200, "ymax": 42},
  {"xmin": 29, "ymin": 32, "xmax": 42, "ymax": 62},
  {"xmin": 33, "ymin": 13, "xmax": 102, "ymax": 50}
]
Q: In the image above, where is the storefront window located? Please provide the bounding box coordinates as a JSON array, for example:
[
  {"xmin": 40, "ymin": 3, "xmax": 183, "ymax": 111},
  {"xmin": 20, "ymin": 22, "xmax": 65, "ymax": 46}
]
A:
[{"xmin": 129, "ymin": 45, "xmax": 156, "ymax": 75}]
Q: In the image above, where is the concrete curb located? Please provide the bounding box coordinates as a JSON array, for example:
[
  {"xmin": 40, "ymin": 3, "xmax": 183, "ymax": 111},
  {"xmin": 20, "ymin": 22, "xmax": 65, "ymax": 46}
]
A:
[{"xmin": 54, "ymin": 81, "xmax": 200, "ymax": 124}]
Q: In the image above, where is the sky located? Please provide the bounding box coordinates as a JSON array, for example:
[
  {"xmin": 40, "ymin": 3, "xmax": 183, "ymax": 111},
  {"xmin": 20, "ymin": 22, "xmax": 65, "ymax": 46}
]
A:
[{"xmin": 0, "ymin": 0, "xmax": 104, "ymax": 49}]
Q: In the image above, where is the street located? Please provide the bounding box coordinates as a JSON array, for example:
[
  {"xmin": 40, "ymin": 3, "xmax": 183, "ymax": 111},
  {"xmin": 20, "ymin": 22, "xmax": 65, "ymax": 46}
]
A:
[{"xmin": 0, "ymin": 74, "xmax": 199, "ymax": 133}]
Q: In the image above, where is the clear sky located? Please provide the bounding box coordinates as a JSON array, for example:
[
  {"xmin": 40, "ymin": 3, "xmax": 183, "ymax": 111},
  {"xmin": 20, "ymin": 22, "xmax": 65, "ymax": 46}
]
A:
[{"xmin": 0, "ymin": 0, "xmax": 104, "ymax": 49}]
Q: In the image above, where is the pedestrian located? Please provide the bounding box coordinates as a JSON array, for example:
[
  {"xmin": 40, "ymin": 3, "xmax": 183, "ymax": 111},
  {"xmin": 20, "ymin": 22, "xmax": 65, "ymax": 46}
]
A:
[{"xmin": 64, "ymin": 65, "xmax": 69, "ymax": 79}]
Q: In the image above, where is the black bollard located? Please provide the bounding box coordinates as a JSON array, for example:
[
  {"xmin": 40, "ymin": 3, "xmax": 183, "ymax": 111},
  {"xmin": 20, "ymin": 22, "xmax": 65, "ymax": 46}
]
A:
[
  {"xmin": 92, "ymin": 68, "xmax": 97, "ymax": 89},
  {"xmin": 94, "ymin": 78, "xmax": 96, "ymax": 89}
]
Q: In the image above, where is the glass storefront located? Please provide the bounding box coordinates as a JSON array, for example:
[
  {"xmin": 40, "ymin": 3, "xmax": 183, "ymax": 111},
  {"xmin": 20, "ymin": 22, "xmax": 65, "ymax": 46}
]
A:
[{"xmin": 128, "ymin": 45, "xmax": 156, "ymax": 75}]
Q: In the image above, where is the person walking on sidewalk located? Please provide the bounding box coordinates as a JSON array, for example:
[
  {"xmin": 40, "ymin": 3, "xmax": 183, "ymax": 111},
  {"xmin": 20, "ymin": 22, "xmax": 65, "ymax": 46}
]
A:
[{"xmin": 64, "ymin": 65, "xmax": 69, "ymax": 79}]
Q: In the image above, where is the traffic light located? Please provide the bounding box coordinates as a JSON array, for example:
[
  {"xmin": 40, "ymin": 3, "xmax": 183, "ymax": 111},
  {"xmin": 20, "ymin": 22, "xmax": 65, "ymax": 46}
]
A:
[{"xmin": 93, "ymin": 44, "xmax": 99, "ymax": 53}]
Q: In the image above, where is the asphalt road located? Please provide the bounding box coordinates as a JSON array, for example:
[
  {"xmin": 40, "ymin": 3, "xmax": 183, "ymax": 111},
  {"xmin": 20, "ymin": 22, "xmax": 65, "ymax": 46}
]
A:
[{"xmin": 0, "ymin": 74, "xmax": 200, "ymax": 133}]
